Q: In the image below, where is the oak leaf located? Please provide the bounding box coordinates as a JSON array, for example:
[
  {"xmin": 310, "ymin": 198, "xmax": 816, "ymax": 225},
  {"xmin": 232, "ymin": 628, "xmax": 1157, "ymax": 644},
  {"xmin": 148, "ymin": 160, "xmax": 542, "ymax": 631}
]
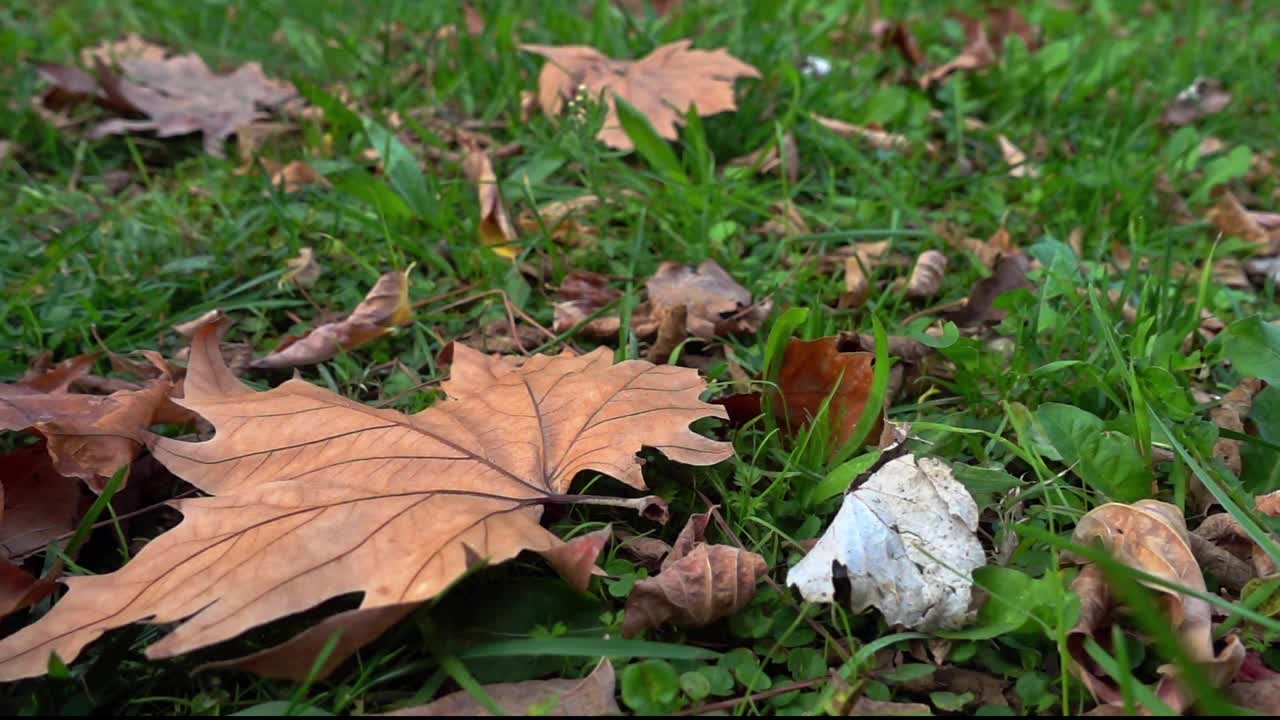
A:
[
  {"xmin": 521, "ymin": 40, "xmax": 760, "ymax": 151},
  {"xmin": 386, "ymin": 658, "xmax": 619, "ymax": 716},
  {"xmin": 251, "ymin": 269, "xmax": 413, "ymax": 369},
  {"xmin": 646, "ymin": 260, "xmax": 771, "ymax": 340},
  {"xmin": 622, "ymin": 509, "xmax": 766, "ymax": 637},
  {"xmin": 0, "ymin": 323, "xmax": 731, "ymax": 680},
  {"xmin": 1068, "ymin": 500, "xmax": 1245, "ymax": 714}
]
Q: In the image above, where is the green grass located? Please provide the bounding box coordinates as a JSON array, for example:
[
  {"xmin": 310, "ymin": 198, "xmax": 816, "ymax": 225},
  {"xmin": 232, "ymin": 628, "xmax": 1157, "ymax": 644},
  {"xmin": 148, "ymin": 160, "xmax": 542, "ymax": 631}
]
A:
[{"xmin": 3, "ymin": 0, "xmax": 1280, "ymax": 715}]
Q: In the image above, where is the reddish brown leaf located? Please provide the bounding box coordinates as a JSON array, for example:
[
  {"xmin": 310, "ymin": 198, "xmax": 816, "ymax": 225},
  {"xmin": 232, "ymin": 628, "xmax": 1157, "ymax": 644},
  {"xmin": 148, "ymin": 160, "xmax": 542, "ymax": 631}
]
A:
[
  {"xmin": 0, "ymin": 326, "xmax": 731, "ymax": 681},
  {"xmin": 774, "ymin": 336, "xmax": 883, "ymax": 451},
  {"xmin": 1226, "ymin": 675, "xmax": 1280, "ymax": 714},
  {"xmin": 386, "ymin": 658, "xmax": 620, "ymax": 716},
  {"xmin": 521, "ymin": 41, "xmax": 760, "ymax": 151},
  {"xmin": 18, "ymin": 353, "xmax": 99, "ymax": 394},
  {"xmin": 1257, "ymin": 490, "xmax": 1280, "ymax": 517},
  {"xmin": 621, "ymin": 510, "xmax": 766, "ymax": 636},
  {"xmin": 252, "ymin": 269, "xmax": 413, "ymax": 369},
  {"xmin": 1160, "ymin": 78, "xmax": 1232, "ymax": 128},
  {"xmin": 1, "ymin": 445, "xmax": 84, "ymax": 560},
  {"xmin": 1207, "ymin": 188, "xmax": 1274, "ymax": 250},
  {"xmin": 943, "ymin": 251, "xmax": 1035, "ymax": 326}
]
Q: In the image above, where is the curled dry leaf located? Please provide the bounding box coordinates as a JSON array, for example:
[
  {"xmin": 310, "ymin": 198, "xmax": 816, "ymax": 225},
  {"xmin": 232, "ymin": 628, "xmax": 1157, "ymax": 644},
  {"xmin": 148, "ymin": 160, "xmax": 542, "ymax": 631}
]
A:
[
  {"xmin": 1207, "ymin": 188, "xmax": 1274, "ymax": 250},
  {"xmin": 841, "ymin": 240, "xmax": 890, "ymax": 308},
  {"xmin": 265, "ymin": 160, "xmax": 330, "ymax": 194},
  {"xmin": 919, "ymin": 8, "xmax": 1038, "ymax": 89},
  {"xmin": 943, "ymin": 251, "xmax": 1035, "ymax": 326},
  {"xmin": 18, "ymin": 352, "xmax": 98, "ymax": 394},
  {"xmin": 461, "ymin": 141, "xmax": 519, "ymax": 258},
  {"xmin": 516, "ymin": 195, "xmax": 600, "ymax": 247},
  {"xmin": 813, "ymin": 114, "xmax": 934, "ymax": 155},
  {"xmin": 1194, "ymin": 512, "xmax": 1276, "ymax": 579},
  {"xmin": 1257, "ymin": 490, "xmax": 1280, "ymax": 517},
  {"xmin": 997, "ymin": 134, "xmax": 1039, "ymax": 178},
  {"xmin": 1209, "ymin": 377, "xmax": 1263, "ymax": 477},
  {"xmin": 1068, "ymin": 500, "xmax": 1245, "ymax": 714},
  {"xmin": 521, "ymin": 40, "xmax": 760, "ymax": 151},
  {"xmin": 622, "ymin": 509, "xmax": 767, "ymax": 637},
  {"xmin": 36, "ymin": 39, "xmax": 298, "ymax": 156},
  {"xmin": 940, "ymin": 226, "xmax": 1013, "ymax": 270},
  {"xmin": 0, "ymin": 323, "xmax": 732, "ymax": 681},
  {"xmin": 251, "ymin": 269, "xmax": 413, "ymax": 370},
  {"xmin": 386, "ymin": 658, "xmax": 619, "ymax": 716},
  {"xmin": 755, "ymin": 201, "xmax": 811, "ymax": 239},
  {"xmin": 644, "ymin": 304, "xmax": 688, "ymax": 364},
  {"xmin": 1160, "ymin": 78, "xmax": 1232, "ymax": 128},
  {"xmin": 905, "ymin": 249, "xmax": 947, "ymax": 299},
  {"xmin": 774, "ymin": 336, "xmax": 882, "ymax": 450},
  {"xmin": 281, "ymin": 247, "xmax": 322, "ymax": 288},
  {"xmin": 787, "ymin": 454, "xmax": 985, "ymax": 631},
  {"xmin": 553, "ymin": 270, "xmax": 624, "ymax": 338},
  {"xmin": 646, "ymin": 260, "xmax": 771, "ymax": 340}
]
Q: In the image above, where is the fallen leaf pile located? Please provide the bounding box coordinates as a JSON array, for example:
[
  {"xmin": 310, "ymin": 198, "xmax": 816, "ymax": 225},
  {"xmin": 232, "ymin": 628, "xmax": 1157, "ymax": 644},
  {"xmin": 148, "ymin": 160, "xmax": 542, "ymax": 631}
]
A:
[
  {"xmin": 0, "ymin": 321, "xmax": 732, "ymax": 680},
  {"xmin": 521, "ymin": 41, "xmax": 760, "ymax": 150},
  {"xmin": 788, "ymin": 454, "xmax": 984, "ymax": 631}
]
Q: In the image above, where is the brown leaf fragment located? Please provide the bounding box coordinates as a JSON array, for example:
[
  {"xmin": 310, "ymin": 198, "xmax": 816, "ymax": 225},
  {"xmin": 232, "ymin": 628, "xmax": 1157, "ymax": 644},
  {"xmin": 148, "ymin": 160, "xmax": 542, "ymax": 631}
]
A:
[
  {"xmin": 919, "ymin": 8, "xmax": 1038, "ymax": 89},
  {"xmin": 876, "ymin": 20, "xmax": 926, "ymax": 66},
  {"xmin": 1257, "ymin": 490, "xmax": 1280, "ymax": 517},
  {"xmin": 0, "ymin": 327, "xmax": 732, "ymax": 681},
  {"xmin": 79, "ymin": 33, "xmax": 167, "ymax": 67},
  {"xmin": 1207, "ymin": 188, "xmax": 1274, "ymax": 250},
  {"xmin": 616, "ymin": 532, "xmax": 674, "ymax": 570},
  {"xmin": 645, "ymin": 304, "xmax": 688, "ymax": 364},
  {"xmin": 647, "ymin": 260, "xmax": 771, "ymax": 339},
  {"xmin": 521, "ymin": 40, "xmax": 760, "ymax": 151},
  {"xmin": 1209, "ymin": 377, "xmax": 1263, "ymax": 476},
  {"xmin": 1186, "ymin": 532, "xmax": 1254, "ymax": 593},
  {"xmin": 905, "ymin": 249, "xmax": 947, "ymax": 299},
  {"xmin": 462, "ymin": 141, "xmax": 519, "ymax": 258},
  {"xmin": 516, "ymin": 195, "xmax": 601, "ymax": 247},
  {"xmin": 1213, "ymin": 257, "xmax": 1252, "ymax": 289},
  {"xmin": 386, "ymin": 658, "xmax": 620, "ymax": 716},
  {"xmin": 755, "ymin": 201, "xmax": 811, "ymax": 239},
  {"xmin": 1, "ymin": 445, "xmax": 84, "ymax": 560},
  {"xmin": 841, "ymin": 241, "xmax": 890, "ymax": 308},
  {"xmin": 1160, "ymin": 78, "xmax": 1232, "ymax": 127},
  {"xmin": 18, "ymin": 353, "xmax": 98, "ymax": 394},
  {"xmin": 281, "ymin": 247, "xmax": 322, "ymax": 288},
  {"xmin": 1194, "ymin": 512, "xmax": 1276, "ymax": 578},
  {"xmin": 813, "ymin": 114, "xmax": 932, "ymax": 155},
  {"xmin": 943, "ymin": 251, "xmax": 1035, "ymax": 326},
  {"xmin": 0, "ymin": 560, "xmax": 59, "ymax": 619},
  {"xmin": 251, "ymin": 269, "xmax": 413, "ymax": 369},
  {"xmin": 1226, "ymin": 675, "xmax": 1280, "ymax": 715},
  {"xmin": 727, "ymin": 132, "xmax": 798, "ymax": 183},
  {"xmin": 621, "ymin": 511, "xmax": 766, "ymax": 637},
  {"xmin": 268, "ymin": 160, "xmax": 329, "ymax": 194},
  {"xmin": 997, "ymin": 134, "xmax": 1039, "ymax": 178},
  {"xmin": 849, "ymin": 697, "xmax": 932, "ymax": 716},
  {"xmin": 553, "ymin": 270, "xmax": 623, "ymax": 338},
  {"xmin": 775, "ymin": 336, "xmax": 882, "ymax": 450},
  {"xmin": 1068, "ymin": 501, "xmax": 1246, "ymax": 714},
  {"xmin": 539, "ymin": 526, "xmax": 612, "ymax": 593},
  {"xmin": 172, "ymin": 309, "xmax": 226, "ymax": 339}
]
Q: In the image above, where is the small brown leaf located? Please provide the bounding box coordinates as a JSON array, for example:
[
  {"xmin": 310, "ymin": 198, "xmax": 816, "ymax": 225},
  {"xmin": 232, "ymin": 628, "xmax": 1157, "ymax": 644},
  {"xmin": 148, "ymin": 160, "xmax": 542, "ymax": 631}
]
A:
[
  {"xmin": 18, "ymin": 353, "xmax": 98, "ymax": 394},
  {"xmin": 919, "ymin": 8, "xmax": 1038, "ymax": 89},
  {"xmin": 905, "ymin": 249, "xmax": 947, "ymax": 299},
  {"xmin": 269, "ymin": 160, "xmax": 330, "ymax": 194},
  {"xmin": 646, "ymin": 260, "xmax": 771, "ymax": 339},
  {"xmin": 516, "ymin": 195, "xmax": 601, "ymax": 247},
  {"xmin": 251, "ymin": 269, "xmax": 413, "ymax": 369},
  {"xmin": 1209, "ymin": 378, "xmax": 1263, "ymax": 477},
  {"xmin": 813, "ymin": 114, "xmax": 932, "ymax": 155},
  {"xmin": 539, "ymin": 526, "xmax": 612, "ymax": 593},
  {"xmin": 849, "ymin": 697, "xmax": 932, "ymax": 716},
  {"xmin": 1160, "ymin": 78, "xmax": 1232, "ymax": 128},
  {"xmin": 521, "ymin": 40, "xmax": 760, "ymax": 151},
  {"xmin": 553, "ymin": 270, "xmax": 623, "ymax": 338},
  {"xmin": 281, "ymin": 247, "xmax": 322, "ymax": 288},
  {"xmin": 727, "ymin": 132, "xmax": 798, "ymax": 183},
  {"xmin": 775, "ymin": 336, "xmax": 882, "ymax": 450},
  {"xmin": 462, "ymin": 141, "xmax": 519, "ymax": 258},
  {"xmin": 386, "ymin": 658, "xmax": 620, "ymax": 716},
  {"xmin": 621, "ymin": 510, "xmax": 767, "ymax": 637},
  {"xmin": 997, "ymin": 134, "xmax": 1038, "ymax": 178},
  {"xmin": 645, "ymin": 304, "xmax": 688, "ymax": 364},
  {"xmin": 841, "ymin": 241, "xmax": 890, "ymax": 308},
  {"xmin": 1257, "ymin": 490, "xmax": 1280, "ymax": 517},
  {"xmin": 172, "ymin": 309, "xmax": 225, "ymax": 339},
  {"xmin": 1, "ymin": 445, "xmax": 84, "ymax": 560},
  {"xmin": 755, "ymin": 201, "xmax": 811, "ymax": 239},
  {"xmin": 1207, "ymin": 188, "xmax": 1274, "ymax": 250},
  {"xmin": 943, "ymin": 251, "xmax": 1035, "ymax": 326}
]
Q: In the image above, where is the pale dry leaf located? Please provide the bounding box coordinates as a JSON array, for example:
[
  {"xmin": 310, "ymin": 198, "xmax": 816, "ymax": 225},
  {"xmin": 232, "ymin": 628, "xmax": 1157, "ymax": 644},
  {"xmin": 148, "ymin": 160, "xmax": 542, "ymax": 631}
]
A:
[
  {"xmin": 1213, "ymin": 257, "xmax": 1252, "ymax": 290},
  {"xmin": 79, "ymin": 33, "xmax": 167, "ymax": 67},
  {"xmin": 252, "ymin": 269, "xmax": 413, "ymax": 369},
  {"xmin": 813, "ymin": 114, "xmax": 934, "ymax": 155},
  {"xmin": 520, "ymin": 40, "xmax": 760, "ymax": 151},
  {"xmin": 1207, "ymin": 188, "xmax": 1273, "ymax": 250},
  {"xmin": 1068, "ymin": 500, "xmax": 1246, "ymax": 713},
  {"xmin": 386, "ymin": 658, "xmax": 620, "ymax": 716},
  {"xmin": 1209, "ymin": 378, "xmax": 1263, "ymax": 477},
  {"xmin": 842, "ymin": 240, "xmax": 890, "ymax": 308},
  {"xmin": 270, "ymin": 160, "xmax": 330, "ymax": 194},
  {"xmin": 173, "ymin": 309, "xmax": 225, "ymax": 339},
  {"xmin": 461, "ymin": 140, "xmax": 519, "ymax": 258},
  {"xmin": 919, "ymin": 8, "xmax": 1037, "ymax": 89},
  {"xmin": 997, "ymin": 134, "xmax": 1039, "ymax": 178},
  {"xmin": 1160, "ymin": 78, "xmax": 1232, "ymax": 127},
  {"xmin": 1258, "ymin": 490, "xmax": 1280, "ymax": 517},
  {"xmin": 622, "ymin": 509, "xmax": 767, "ymax": 637},
  {"xmin": 281, "ymin": 247, "xmax": 322, "ymax": 288},
  {"xmin": 552, "ymin": 270, "xmax": 624, "ymax": 338},
  {"xmin": 646, "ymin": 260, "xmax": 771, "ymax": 339},
  {"xmin": 905, "ymin": 249, "xmax": 947, "ymax": 299},
  {"xmin": 0, "ymin": 324, "xmax": 733, "ymax": 681},
  {"xmin": 645, "ymin": 304, "xmax": 688, "ymax": 364},
  {"xmin": 787, "ymin": 454, "xmax": 985, "ymax": 630}
]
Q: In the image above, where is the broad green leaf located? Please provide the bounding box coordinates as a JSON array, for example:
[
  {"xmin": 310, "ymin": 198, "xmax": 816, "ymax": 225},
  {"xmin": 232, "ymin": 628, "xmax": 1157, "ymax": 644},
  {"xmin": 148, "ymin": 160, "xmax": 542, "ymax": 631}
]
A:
[
  {"xmin": 1242, "ymin": 386, "xmax": 1280, "ymax": 494},
  {"xmin": 810, "ymin": 450, "xmax": 882, "ymax": 505},
  {"xmin": 1215, "ymin": 316, "xmax": 1280, "ymax": 385},
  {"xmin": 615, "ymin": 96, "xmax": 687, "ymax": 183},
  {"xmin": 621, "ymin": 660, "xmax": 682, "ymax": 714},
  {"xmin": 361, "ymin": 116, "xmax": 435, "ymax": 219},
  {"xmin": 1036, "ymin": 403, "xmax": 1152, "ymax": 501}
]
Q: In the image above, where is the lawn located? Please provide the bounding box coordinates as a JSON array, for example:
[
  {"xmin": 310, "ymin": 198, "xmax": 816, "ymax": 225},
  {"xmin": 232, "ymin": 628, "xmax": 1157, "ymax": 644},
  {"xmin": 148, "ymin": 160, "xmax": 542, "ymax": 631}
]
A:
[{"xmin": 3, "ymin": 0, "xmax": 1280, "ymax": 715}]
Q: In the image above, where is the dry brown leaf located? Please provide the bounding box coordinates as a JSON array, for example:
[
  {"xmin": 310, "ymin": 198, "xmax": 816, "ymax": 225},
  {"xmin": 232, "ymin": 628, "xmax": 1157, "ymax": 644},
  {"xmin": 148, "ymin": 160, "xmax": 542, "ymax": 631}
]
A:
[
  {"xmin": 919, "ymin": 8, "xmax": 1038, "ymax": 89},
  {"xmin": 281, "ymin": 247, "xmax": 322, "ymax": 288},
  {"xmin": 0, "ymin": 323, "xmax": 733, "ymax": 681},
  {"xmin": 1209, "ymin": 378, "xmax": 1264, "ymax": 477},
  {"xmin": 1194, "ymin": 512, "xmax": 1276, "ymax": 578},
  {"xmin": 841, "ymin": 241, "xmax": 890, "ymax": 308},
  {"xmin": 1068, "ymin": 500, "xmax": 1245, "ymax": 714},
  {"xmin": 1160, "ymin": 78, "xmax": 1232, "ymax": 128},
  {"xmin": 646, "ymin": 260, "xmax": 771, "ymax": 339},
  {"xmin": 755, "ymin": 201, "xmax": 811, "ymax": 239},
  {"xmin": 874, "ymin": 20, "xmax": 926, "ymax": 66},
  {"xmin": 938, "ymin": 225, "xmax": 1013, "ymax": 270},
  {"xmin": 79, "ymin": 33, "xmax": 167, "ymax": 67},
  {"xmin": 1257, "ymin": 490, "xmax": 1280, "ymax": 517},
  {"xmin": 905, "ymin": 249, "xmax": 947, "ymax": 299},
  {"xmin": 553, "ymin": 270, "xmax": 624, "ymax": 338},
  {"xmin": 386, "ymin": 658, "xmax": 620, "ymax": 716},
  {"xmin": 516, "ymin": 195, "xmax": 601, "ymax": 247},
  {"xmin": 849, "ymin": 697, "xmax": 932, "ymax": 716},
  {"xmin": 18, "ymin": 353, "xmax": 98, "ymax": 394},
  {"xmin": 1226, "ymin": 675, "xmax": 1280, "ymax": 715},
  {"xmin": 268, "ymin": 160, "xmax": 330, "ymax": 194},
  {"xmin": 1213, "ymin": 257, "xmax": 1252, "ymax": 290},
  {"xmin": 726, "ymin": 132, "xmax": 798, "ymax": 183},
  {"xmin": 1, "ymin": 445, "xmax": 84, "ymax": 560},
  {"xmin": 461, "ymin": 141, "xmax": 519, "ymax": 258},
  {"xmin": 621, "ymin": 509, "xmax": 766, "ymax": 637},
  {"xmin": 943, "ymin": 251, "xmax": 1035, "ymax": 327},
  {"xmin": 252, "ymin": 269, "xmax": 413, "ymax": 369},
  {"xmin": 775, "ymin": 336, "xmax": 882, "ymax": 451},
  {"xmin": 1207, "ymin": 188, "xmax": 1273, "ymax": 250},
  {"xmin": 645, "ymin": 304, "xmax": 688, "ymax": 364},
  {"xmin": 36, "ymin": 40, "xmax": 298, "ymax": 156},
  {"xmin": 173, "ymin": 309, "xmax": 225, "ymax": 339},
  {"xmin": 813, "ymin": 114, "xmax": 933, "ymax": 155},
  {"xmin": 521, "ymin": 40, "xmax": 760, "ymax": 151},
  {"xmin": 234, "ymin": 121, "xmax": 295, "ymax": 170},
  {"xmin": 997, "ymin": 134, "xmax": 1039, "ymax": 178}
]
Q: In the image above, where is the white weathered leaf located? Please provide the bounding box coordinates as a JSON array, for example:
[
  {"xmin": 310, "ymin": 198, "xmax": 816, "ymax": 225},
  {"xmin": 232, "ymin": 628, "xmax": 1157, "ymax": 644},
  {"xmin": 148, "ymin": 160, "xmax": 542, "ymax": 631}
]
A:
[{"xmin": 786, "ymin": 454, "xmax": 985, "ymax": 630}]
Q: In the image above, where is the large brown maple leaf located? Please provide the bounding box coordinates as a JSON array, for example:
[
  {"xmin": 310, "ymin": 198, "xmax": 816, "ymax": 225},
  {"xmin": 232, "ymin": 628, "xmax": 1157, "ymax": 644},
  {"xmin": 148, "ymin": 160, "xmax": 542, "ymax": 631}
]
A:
[{"xmin": 0, "ymin": 323, "xmax": 731, "ymax": 681}]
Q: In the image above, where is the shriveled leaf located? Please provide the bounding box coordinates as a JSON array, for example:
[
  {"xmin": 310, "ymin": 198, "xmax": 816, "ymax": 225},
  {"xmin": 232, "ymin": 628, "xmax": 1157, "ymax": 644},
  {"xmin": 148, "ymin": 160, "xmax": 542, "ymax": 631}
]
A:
[
  {"xmin": 1257, "ymin": 490, "xmax": 1280, "ymax": 517},
  {"xmin": 1068, "ymin": 500, "xmax": 1246, "ymax": 713},
  {"xmin": 622, "ymin": 510, "xmax": 767, "ymax": 637},
  {"xmin": 516, "ymin": 195, "xmax": 601, "ymax": 247},
  {"xmin": 1209, "ymin": 377, "xmax": 1264, "ymax": 476},
  {"xmin": 386, "ymin": 658, "xmax": 620, "ymax": 716},
  {"xmin": 1207, "ymin": 188, "xmax": 1275, "ymax": 251},
  {"xmin": 553, "ymin": 270, "xmax": 624, "ymax": 338},
  {"xmin": 0, "ymin": 325, "xmax": 731, "ymax": 680},
  {"xmin": 938, "ymin": 226, "xmax": 1013, "ymax": 270},
  {"xmin": 521, "ymin": 40, "xmax": 760, "ymax": 151},
  {"xmin": 841, "ymin": 241, "xmax": 889, "ymax": 308},
  {"xmin": 646, "ymin": 260, "xmax": 770, "ymax": 339},
  {"xmin": 920, "ymin": 8, "xmax": 1038, "ymax": 88},
  {"xmin": 252, "ymin": 269, "xmax": 413, "ymax": 369},
  {"xmin": 997, "ymin": 134, "xmax": 1038, "ymax": 178},
  {"xmin": 787, "ymin": 454, "xmax": 985, "ymax": 631},
  {"xmin": 813, "ymin": 114, "xmax": 935, "ymax": 155},
  {"xmin": 774, "ymin": 336, "xmax": 882, "ymax": 450},
  {"xmin": 1160, "ymin": 78, "xmax": 1232, "ymax": 127},
  {"xmin": 267, "ymin": 160, "xmax": 330, "ymax": 194},
  {"xmin": 905, "ymin": 250, "xmax": 947, "ymax": 300},
  {"xmin": 849, "ymin": 697, "xmax": 932, "ymax": 716},
  {"xmin": 461, "ymin": 140, "xmax": 519, "ymax": 258},
  {"xmin": 281, "ymin": 247, "xmax": 322, "ymax": 288},
  {"xmin": 943, "ymin": 251, "xmax": 1035, "ymax": 327}
]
